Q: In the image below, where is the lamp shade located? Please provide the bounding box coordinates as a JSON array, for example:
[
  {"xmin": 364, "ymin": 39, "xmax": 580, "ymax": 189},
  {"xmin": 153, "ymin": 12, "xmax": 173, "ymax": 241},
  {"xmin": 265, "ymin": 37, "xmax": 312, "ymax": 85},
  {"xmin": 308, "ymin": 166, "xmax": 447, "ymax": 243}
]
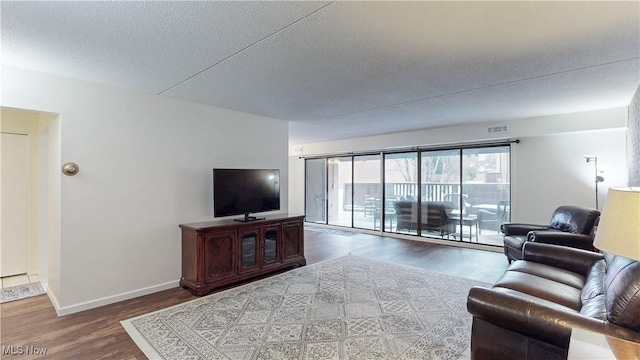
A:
[{"xmin": 593, "ymin": 187, "xmax": 640, "ymax": 261}]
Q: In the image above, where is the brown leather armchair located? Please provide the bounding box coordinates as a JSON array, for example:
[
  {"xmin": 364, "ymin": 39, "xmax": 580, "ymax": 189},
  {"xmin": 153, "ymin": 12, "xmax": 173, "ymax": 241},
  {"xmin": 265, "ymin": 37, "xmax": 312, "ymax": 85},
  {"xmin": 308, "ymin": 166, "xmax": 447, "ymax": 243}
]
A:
[{"xmin": 501, "ymin": 205, "xmax": 600, "ymax": 262}]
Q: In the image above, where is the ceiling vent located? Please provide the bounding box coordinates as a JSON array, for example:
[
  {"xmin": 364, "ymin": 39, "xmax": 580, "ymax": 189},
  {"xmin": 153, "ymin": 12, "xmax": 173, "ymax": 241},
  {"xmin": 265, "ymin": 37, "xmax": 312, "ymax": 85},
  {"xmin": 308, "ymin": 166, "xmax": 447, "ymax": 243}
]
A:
[{"xmin": 487, "ymin": 125, "xmax": 508, "ymax": 134}]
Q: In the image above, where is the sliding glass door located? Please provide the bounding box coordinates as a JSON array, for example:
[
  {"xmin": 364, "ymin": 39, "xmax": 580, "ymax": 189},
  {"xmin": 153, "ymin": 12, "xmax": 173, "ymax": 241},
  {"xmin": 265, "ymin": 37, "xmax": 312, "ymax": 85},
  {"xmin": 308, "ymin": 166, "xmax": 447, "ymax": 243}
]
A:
[
  {"xmin": 385, "ymin": 152, "xmax": 418, "ymax": 234},
  {"xmin": 327, "ymin": 157, "xmax": 352, "ymax": 227},
  {"xmin": 421, "ymin": 149, "xmax": 461, "ymax": 205},
  {"xmin": 420, "ymin": 150, "xmax": 461, "ymax": 238},
  {"xmin": 353, "ymin": 155, "xmax": 381, "ymax": 230},
  {"xmin": 462, "ymin": 146, "xmax": 511, "ymax": 246},
  {"xmin": 304, "ymin": 143, "xmax": 511, "ymax": 247},
  {"xmin": 305, "ymin": 158, "xmax": 326, "ymax": 223}
]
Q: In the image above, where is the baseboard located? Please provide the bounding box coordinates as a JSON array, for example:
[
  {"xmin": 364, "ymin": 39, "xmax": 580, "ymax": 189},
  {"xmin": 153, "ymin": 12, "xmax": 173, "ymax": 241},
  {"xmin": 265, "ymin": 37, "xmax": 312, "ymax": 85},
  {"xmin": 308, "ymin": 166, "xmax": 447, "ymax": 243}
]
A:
[
  {"xmin": 53, "ymin": 280, "xmax": 180, "ymax": 317},
  {"xmin": 379, "ymin": 232, "xmax": 504, "ymax": 253},
  {"xmin": 46, "ymin": 287, "xmax": 61, "ymax": 313}
]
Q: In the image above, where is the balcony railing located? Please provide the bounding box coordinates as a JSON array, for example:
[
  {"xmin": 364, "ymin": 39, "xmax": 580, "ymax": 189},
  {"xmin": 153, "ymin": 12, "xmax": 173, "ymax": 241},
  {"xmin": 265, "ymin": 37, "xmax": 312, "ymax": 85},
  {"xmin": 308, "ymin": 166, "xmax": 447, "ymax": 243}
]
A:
[{"xmin": 344, "ymin": 182, "xmax": 509, "ymax": 211}]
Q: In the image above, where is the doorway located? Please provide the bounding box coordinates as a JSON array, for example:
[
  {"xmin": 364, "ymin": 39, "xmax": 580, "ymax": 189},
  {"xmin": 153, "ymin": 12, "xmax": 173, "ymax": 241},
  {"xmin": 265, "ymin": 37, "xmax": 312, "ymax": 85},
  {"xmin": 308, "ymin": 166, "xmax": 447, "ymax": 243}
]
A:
[
  {"xmin": 1, "ymin": 132, "xmax": 29, "ymax": 277},
  {"xmin": 0, "ymin": 107, "xmax": 56, "ymax": 290}
]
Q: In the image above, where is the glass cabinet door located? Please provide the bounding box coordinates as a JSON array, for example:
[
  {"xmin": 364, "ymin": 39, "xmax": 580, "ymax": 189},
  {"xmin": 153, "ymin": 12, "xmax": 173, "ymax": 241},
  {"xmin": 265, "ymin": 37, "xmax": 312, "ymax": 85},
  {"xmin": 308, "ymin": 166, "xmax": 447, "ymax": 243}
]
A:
[
  {"xmin": 240, "ymin": 231, "xmax": 258, "ymax": 271},
  {"xmin": 263, "ymin": 228, "xmax": 278, "ymax": 264}
]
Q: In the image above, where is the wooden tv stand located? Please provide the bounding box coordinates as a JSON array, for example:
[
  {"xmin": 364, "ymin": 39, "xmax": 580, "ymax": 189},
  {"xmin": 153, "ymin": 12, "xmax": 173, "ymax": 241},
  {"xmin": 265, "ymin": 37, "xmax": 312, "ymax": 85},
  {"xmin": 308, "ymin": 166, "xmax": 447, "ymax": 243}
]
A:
[{"xmin": 179, "ymin": 213, "xmax": 306, "ymax": 296}]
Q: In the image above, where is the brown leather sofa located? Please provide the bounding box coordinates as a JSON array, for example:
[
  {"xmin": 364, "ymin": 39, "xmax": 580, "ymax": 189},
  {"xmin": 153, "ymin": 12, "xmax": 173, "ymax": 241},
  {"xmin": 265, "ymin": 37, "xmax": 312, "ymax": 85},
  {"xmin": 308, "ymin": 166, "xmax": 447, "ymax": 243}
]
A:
[
  {"xmin": 502, "ymin": 205, "xmax": 600, "ymax": 262},
  {"xmin": 467, "ymin": 242, "xmax": 640, "ymax": 360}
]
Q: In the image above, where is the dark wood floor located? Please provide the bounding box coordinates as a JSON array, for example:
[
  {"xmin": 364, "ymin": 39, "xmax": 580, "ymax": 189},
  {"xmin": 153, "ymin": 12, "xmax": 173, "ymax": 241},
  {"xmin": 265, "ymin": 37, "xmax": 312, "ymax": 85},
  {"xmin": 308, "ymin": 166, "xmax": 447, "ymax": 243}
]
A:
[{"xmin": 0, "ymin": 230, "xmax": 508, "ymax": 359}]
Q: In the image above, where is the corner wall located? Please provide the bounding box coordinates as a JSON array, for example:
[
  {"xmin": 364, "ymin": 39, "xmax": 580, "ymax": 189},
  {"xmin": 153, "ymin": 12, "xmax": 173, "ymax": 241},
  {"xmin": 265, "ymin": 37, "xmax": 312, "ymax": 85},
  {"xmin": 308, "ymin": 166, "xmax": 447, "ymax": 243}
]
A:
[
  {"xmin": 628, "ymin": 84, "xmax": 640, "ymax": 186},
  {"xmin": 1, "ymin": 66, "xmax": 289, "ymax": 315}
]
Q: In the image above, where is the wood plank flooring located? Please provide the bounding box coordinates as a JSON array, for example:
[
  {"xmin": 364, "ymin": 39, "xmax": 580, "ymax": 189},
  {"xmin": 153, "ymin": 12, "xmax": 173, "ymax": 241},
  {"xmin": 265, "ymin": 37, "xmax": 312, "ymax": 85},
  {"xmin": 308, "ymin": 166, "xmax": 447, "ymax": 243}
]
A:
[{"xmin": 0, "ymin": 230, "xmax": 508, "ymax": 359}]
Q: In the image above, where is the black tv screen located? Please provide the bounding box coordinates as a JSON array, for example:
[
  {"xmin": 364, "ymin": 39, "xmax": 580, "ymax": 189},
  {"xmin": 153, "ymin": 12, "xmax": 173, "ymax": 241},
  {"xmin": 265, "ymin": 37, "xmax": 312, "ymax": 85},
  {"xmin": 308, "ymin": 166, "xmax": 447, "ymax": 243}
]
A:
[{"xmin": 213, "ymin": 168, "xmax": 280, "ymax": 220}]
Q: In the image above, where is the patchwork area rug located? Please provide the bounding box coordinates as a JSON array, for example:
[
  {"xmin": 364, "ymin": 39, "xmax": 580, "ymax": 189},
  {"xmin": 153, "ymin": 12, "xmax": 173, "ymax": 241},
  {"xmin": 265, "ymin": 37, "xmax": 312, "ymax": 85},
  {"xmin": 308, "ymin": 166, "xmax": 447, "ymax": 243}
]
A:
[
  {"xmin": 304, "ymin": 226, "xmax": 358, "ymax": 237},
  {"xmin": 0, "ymin": 282, "xmax": 45, "ymax": 303},
  {"xmin": 122, "ymin": 255, "xmax": 486, "ymax": 360}
]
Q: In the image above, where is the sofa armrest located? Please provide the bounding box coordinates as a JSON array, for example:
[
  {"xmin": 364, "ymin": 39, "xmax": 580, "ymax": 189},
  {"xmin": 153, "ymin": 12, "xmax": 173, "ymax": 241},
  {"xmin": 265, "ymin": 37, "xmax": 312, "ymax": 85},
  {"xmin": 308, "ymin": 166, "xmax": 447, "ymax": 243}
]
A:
[
  {"xmin": 501, "ymin": 223, "xmax": 549, "ymax": 236},
  {"xmin": 522, "ymin": 242, "xmax": 603, "ymax": 275},
  {"xmin": 467, "ymin": 286, "xmax": 640, "ymax": 345},
  {"xmin": 467, "ymin": 286, "xmax": 602, "ymax": 348},
  {"xmin": 528, "ymin": 231, "xmax": 595, "ymax": 251}
]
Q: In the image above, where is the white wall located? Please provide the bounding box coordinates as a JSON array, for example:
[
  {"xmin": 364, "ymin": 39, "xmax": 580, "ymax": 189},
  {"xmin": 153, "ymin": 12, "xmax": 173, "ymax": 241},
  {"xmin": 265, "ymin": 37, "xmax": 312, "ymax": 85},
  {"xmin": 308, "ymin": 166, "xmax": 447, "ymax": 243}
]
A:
[
  {"xmin": 512, "ymin": 129, "xmax": 626, "ymax": 223},
  {"xmin": 1, "ymin": 66, "xmax": 289, "ymax": 315},
  {"xmin": 288, "ymin": 107, "xmax": 628, "ymax": 225}
]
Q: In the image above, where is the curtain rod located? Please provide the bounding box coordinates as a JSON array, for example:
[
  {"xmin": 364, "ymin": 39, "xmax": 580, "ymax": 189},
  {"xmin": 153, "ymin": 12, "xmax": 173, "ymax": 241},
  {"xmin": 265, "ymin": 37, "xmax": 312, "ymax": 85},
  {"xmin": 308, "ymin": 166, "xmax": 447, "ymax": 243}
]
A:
[{"xmin": 298, "ymin": 138, "xmax": 520, "ymax": 159}]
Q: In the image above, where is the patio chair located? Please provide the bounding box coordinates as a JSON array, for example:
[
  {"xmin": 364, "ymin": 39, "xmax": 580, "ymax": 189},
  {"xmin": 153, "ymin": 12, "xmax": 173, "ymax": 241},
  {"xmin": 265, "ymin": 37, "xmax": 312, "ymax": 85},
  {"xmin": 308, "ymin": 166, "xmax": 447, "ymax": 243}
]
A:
[{"xmin": 476, "ymin": 200, "xmax": 509, "ymax": 234}]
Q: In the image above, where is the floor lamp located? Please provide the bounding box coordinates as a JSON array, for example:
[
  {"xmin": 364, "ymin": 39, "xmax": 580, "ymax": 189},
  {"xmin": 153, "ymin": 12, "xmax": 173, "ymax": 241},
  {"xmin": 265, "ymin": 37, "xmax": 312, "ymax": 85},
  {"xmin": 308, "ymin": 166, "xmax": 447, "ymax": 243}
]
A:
[{"xmin": 584, "ymin": 155, "xmax": 605, "ymax": 209}]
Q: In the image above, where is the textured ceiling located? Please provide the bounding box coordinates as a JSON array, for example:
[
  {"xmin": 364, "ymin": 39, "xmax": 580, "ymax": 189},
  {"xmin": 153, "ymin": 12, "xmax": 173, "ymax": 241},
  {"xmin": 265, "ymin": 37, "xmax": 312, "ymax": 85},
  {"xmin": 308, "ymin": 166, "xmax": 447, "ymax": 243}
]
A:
[{"xmin": 2, "ymin": 1, "xmax": 639, "ymax": 144}]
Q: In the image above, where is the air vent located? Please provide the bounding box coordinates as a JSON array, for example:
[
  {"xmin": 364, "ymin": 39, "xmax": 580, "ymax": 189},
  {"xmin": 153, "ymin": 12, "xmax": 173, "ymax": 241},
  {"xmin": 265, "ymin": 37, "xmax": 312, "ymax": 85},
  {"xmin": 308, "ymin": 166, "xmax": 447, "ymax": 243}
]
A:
[{"xmin": 487, "ymin": 125, "xmax": 508, "ymax": 134}]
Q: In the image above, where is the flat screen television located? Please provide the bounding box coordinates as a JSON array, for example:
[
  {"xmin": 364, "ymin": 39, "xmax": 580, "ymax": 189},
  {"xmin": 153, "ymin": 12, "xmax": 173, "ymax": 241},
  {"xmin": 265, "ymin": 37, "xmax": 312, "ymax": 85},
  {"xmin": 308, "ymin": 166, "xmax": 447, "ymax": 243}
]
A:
[{"xmin": 213, "ymin": 168, "xmax": 280, "ymax": 222}]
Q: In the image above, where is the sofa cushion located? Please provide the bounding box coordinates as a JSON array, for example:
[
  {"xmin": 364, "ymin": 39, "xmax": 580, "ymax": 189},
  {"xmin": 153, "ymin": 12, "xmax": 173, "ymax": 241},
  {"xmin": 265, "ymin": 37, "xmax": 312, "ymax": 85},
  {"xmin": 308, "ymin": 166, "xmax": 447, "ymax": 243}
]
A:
[
  {"xmin": 580, "ymin": 294, "xmax": 607, "ymax": 319},
  {"xmin": 493, "ymin": 271, "xmax": 582, "ymax": 310},
  {"xmin": 507, "ymin": 260, "xmax": 586, "ymax": 290},
  {"xmin": 605, "ymin": 254, "xmax": 640, "ymax": 331},
  {"xmin": 492, "ymin": 287, "xmax": 579, "ymax": 314},
  {"xmin": 581, "ymin": 260, "xmax": 606, "ymax": 302}
]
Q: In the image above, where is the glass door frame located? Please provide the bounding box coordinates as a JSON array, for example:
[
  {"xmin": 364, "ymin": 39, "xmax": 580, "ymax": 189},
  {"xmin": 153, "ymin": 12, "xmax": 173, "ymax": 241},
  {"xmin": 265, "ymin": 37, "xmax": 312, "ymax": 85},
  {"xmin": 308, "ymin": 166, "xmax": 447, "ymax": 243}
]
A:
[{"xmin": 303, "ymin": 141, "xmax": 514, "ymax": 246}]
